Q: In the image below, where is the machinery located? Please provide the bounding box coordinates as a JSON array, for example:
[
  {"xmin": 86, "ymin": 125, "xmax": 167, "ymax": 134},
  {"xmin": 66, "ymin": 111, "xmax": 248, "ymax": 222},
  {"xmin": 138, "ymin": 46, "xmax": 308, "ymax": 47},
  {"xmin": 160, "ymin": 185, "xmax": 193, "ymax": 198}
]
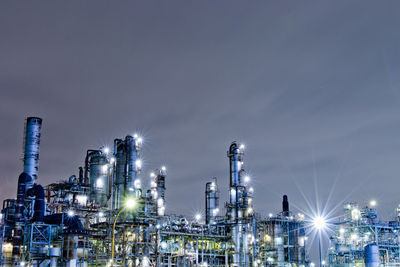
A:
[
  {"xmin": 328, "ymin": 202, "xmax": 400, "ymax": 267},
  {"xmin": 0, "ymin": 117, "xmax": 310, "ymax": 267}
]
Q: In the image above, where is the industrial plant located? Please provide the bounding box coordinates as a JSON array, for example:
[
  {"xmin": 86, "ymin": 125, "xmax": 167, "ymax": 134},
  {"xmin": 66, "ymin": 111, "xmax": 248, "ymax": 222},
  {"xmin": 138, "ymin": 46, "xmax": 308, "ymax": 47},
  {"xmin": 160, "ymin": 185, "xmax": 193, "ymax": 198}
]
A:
[
  {"xmin": 0, "ymin": 117, "xmax": 308, "ymax": 266},
  {"xmin": 1, "ymin": 117, "xmax": 396, "ymax": 267}
]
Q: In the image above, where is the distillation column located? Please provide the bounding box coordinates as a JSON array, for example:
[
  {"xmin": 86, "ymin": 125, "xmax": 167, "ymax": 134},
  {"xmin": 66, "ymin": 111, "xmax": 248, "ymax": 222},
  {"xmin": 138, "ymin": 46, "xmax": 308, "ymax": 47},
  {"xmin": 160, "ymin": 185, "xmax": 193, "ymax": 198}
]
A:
[
  {"xmin": 205, "ymin": 177, "xmax": 219, "ymax": 225},
  {"xmin": 151, "ymin": 168, "xmax": 166, "ymax": 216},
  {"xmin": 112, "ymin": 135, "xmax": 142, "ymax": 209},
  {"xmin": 86, "ymin": 150, "xmax": 110, "ymax": 207},
  {"xmin": 227, "ymin": 142, "xmax": 249, "ymax": 267}
]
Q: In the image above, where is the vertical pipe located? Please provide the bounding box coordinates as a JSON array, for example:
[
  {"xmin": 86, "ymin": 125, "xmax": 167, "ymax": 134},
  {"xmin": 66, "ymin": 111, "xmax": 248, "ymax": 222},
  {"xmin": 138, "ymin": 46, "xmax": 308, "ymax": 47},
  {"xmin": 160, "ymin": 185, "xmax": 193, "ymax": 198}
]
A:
[
  {"xmin": 319, "ymin": 236, "xmax": 322, "ymax": 267},
  {"xmin": 23, "ymin": 117, "xmax": 42, "ymax": 189}
]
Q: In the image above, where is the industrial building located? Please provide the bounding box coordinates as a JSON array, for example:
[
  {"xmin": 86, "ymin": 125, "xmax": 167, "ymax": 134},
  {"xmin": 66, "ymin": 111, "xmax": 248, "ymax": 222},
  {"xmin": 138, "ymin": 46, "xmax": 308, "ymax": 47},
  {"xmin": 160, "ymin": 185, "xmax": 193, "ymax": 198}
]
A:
[
  {"xmin": 328, "ymin": 202, "xmax": 400, "ymax": 267},
  {"xmin": 0, "ymin": 117, "xmax": 309, "ymax": 266}
]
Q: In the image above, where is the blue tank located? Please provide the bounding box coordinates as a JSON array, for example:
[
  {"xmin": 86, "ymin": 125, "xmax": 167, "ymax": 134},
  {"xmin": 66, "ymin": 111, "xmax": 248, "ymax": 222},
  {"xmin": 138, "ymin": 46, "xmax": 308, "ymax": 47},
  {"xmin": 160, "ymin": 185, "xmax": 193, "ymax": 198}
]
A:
[{"xmin": 364, "ymin": 243, "xmax": 379, "ymax": 267}]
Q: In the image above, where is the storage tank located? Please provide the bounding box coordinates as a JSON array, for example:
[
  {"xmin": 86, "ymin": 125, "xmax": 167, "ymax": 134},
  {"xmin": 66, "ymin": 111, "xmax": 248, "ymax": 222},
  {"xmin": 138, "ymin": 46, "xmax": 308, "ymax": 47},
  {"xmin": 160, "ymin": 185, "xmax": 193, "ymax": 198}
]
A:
[{"xmin": 364, "ymin": 243, "xmax": 379, "ymax": 267}]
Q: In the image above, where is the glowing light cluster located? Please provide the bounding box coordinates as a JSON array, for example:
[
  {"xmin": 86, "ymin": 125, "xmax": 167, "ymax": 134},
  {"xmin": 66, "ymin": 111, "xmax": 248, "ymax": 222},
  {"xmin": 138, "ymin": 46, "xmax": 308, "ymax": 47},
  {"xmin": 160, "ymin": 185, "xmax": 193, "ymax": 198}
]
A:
[
  {"xmin": 125, "ymin": 198, "xmax": 136, "ymax": 209},
  {"xmin": 313, "ymin": 216, "xmax": 326, "ymax": 230}
]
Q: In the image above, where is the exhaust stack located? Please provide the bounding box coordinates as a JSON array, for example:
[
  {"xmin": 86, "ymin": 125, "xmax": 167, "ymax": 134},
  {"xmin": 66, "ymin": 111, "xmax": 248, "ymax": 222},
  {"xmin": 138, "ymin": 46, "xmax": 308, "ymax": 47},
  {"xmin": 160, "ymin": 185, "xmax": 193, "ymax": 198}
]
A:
[
  {"xmin": 23, "ymin": 117, "xmax": 42, "ymax": 189},
  {"xmin": 282, "ymin": 195, "xmax": 289, "ymax": 216}
]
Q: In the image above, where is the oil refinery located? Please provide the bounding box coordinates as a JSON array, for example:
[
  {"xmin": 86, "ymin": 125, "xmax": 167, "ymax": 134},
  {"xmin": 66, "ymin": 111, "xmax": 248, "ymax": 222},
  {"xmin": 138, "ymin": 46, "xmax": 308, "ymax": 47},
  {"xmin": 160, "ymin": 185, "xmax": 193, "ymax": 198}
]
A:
[
  {"xmin": 0, "ymin": 117, "xmax": 309, "ymax": 266},
  {"xmin": 2, "ymin": 117, "xmax": 399, "ymax": 267}
]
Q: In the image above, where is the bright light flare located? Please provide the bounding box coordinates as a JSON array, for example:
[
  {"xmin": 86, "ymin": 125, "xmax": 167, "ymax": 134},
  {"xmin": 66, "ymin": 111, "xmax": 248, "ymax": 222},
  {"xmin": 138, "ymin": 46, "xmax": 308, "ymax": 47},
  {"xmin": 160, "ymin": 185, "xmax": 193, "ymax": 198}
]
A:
[
  {"xmin": 125, "ymin": 198, "xmax": 136, "ymax": 209},
  {"xmin": 313, "ymin": 216, "xmax": 326, "ymax": 230},
  {"xmin": 195, "ymin": 213, "xmax": 202, "ymax": 221},
  {"xmin": 370, "ymin": 200, "xmax": 377, "ymax": 207},
  {"xmin": 67, "ymin": 210, "xmax": 75, "ymax": 217}
]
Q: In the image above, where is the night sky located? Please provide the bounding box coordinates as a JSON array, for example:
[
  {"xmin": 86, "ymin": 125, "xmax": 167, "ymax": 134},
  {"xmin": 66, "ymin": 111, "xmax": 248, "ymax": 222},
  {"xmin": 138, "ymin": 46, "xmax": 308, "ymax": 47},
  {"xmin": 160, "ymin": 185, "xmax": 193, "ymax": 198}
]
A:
[{"xmin": 1, "ymin": 0, "xmax": 400, "ymax": 258}]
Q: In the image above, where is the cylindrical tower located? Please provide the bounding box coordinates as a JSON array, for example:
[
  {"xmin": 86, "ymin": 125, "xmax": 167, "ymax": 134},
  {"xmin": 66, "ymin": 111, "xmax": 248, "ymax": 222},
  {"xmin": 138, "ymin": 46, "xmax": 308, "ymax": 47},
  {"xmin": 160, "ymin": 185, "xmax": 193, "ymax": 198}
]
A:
[
  {"xmin": 227, "ymin": 142, "xmax": 247, "ymax": 266},
  {"xmin": 156, "ymin": 169, "xmax": 166, "ymax": 202},
  {"xmin": 205, "ymin": 177, "xmax": 219, "ymax": 224},
  {"xmin": 282, "ymin": 195, "xmax": 289, "ymax": 217},
  {"xmin": 113, "ymin": 139, "xmax": 125, "ymax": 209},
  {"xmin": 112, "ymin": 135, "xmax": 141, "ymax": 209},
  {"xmin": 151, "ymin": 168, "xmax": 166, "ymax": 216},
  {"xmin": 228, "ymin": 142, "xmax": 242, "ymax": 188},
  {"xmin": 125, "ymin": 135, "xmax": 137, "ymax": 192},
  {"xmin": 88, "ymin": 150, "xmax": 109, "ymax": 206},
  {"xmin": 23, "ymin": 117, "xmax": 42, "ymax": 189}
]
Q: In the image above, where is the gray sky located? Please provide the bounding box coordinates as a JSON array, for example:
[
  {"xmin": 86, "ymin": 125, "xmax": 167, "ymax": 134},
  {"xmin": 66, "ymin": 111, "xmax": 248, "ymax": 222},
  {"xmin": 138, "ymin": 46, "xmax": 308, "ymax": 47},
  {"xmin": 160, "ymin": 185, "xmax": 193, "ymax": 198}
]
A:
[{"xmin": 1, "ymin": 0, "xmax": 400, "ymax": 260}]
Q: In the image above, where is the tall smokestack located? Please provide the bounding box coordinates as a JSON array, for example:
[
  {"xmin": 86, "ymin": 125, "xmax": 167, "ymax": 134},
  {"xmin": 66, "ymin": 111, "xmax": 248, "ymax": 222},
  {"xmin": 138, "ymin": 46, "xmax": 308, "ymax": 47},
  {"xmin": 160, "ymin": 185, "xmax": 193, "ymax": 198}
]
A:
[
  {"xmin": 282, "ymin": 195, "xmax": 289, "ymax": 216},
  {"xmin": 23, "ymin": 117, "xmax": 42, "ymax": 189}
]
